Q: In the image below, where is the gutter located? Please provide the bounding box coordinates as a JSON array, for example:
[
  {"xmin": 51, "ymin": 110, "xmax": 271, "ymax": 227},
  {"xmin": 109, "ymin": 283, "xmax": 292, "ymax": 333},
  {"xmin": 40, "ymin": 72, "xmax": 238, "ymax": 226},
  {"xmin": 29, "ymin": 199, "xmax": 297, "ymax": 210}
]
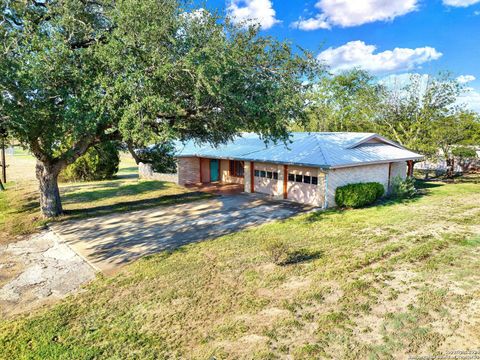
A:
[{"xmin": 176, "ymin": 154, "xmax": 424, "ymax": 170}]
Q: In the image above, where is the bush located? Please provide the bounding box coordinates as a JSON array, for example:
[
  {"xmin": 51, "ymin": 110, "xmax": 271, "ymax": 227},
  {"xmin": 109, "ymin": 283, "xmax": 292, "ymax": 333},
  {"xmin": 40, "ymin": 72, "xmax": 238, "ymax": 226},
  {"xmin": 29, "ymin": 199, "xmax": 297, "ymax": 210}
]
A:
[
  {"xmin": 61, "ymin": 141, "xmax": 120, "ymax": 182},
  {"xmin": 136, "ymin": 142, "xmax": 177, "ymax": 173},
  {"xmin": 390, "ymin": 176, "xmax": 417, "ymax": 199},
  {"xmin": 265, "ymin": 239, "xmax": 291, "ymax": 265},
  {"xmin": 335, "ymin": 182, "xmax": 384, "ymax": 208}
]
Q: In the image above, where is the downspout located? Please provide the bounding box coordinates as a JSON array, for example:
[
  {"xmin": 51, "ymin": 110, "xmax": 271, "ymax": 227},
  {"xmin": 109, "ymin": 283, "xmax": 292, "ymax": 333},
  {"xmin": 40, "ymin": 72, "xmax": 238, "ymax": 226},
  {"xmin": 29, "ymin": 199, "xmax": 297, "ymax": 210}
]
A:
[{"xmin": 323, "ymin": 171, "xmax": 329, "ymax": 210}]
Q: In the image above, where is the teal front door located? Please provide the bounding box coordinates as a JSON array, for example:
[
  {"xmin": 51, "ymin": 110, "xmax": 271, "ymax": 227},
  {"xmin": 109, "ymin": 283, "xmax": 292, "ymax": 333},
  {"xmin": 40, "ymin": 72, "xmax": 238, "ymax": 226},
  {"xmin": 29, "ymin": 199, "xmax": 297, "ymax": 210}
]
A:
[{"xmin": 210, "ymin": 159, "xmax": 219, "ymax": 182}]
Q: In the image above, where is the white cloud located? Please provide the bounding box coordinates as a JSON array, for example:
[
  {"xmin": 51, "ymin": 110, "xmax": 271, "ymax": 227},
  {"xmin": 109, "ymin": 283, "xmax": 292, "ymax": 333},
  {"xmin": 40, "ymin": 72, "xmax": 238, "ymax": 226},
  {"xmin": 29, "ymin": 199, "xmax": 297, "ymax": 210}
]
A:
[
  {"xmin": 443, "ymin": 0, "xmax": 480, "ymax": 7},
  {"xmin": 291, "ymin": 14, "xmax": 330, "ymax": 30},
  {"xmin": 291, "ymin": 0, "xmax": 418, "ymax": 30},
  {"xmin": 317, "ymin": 41, "xmax": 442, "ymax": 74},
  {"xmin": 457, "ymin": 75, "xmax": 476, "ymax": 84},
  {"xmin": 458, "ymin": 87, "xmax": 480, "ymax": 112},
  {"xmin": 227, "ymin": 0, "xmax": 280, "ymax": 30}
]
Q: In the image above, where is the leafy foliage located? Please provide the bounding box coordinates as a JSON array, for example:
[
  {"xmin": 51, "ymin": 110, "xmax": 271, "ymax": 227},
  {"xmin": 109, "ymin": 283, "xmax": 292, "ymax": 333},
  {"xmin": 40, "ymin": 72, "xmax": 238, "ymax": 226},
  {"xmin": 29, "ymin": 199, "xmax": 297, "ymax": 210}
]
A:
[
  {"xmin": 390, "ymin": 176, "xmax": 417, "ymax": 199},
  {"xmin": 335, "ymin": 182, "xmax": 385, "ymax": 208},
  {"xmin": 60, "ymin": 142, "xmax": 120, "ymax": 182},
  {"xmin": 136, "ymin": 143, "xmax": 177, "ymax": 174},
  {"xmin": 452, "ymin": 146, "xmax": 477, "ymax": 158},
  {"xmin": 0, "ymin": 0, "xmax": 318, "ymax": 217},
  {"xmin": 300, "ymin": 71, "xmax": 480, "ymax": 164},
  {"xmin": 452, "ymin": 146, "xmax": 478, "ymax": 173},
  {"xmin": 297, "ymin": 69, "xmax": 380, "ymax": 133}
]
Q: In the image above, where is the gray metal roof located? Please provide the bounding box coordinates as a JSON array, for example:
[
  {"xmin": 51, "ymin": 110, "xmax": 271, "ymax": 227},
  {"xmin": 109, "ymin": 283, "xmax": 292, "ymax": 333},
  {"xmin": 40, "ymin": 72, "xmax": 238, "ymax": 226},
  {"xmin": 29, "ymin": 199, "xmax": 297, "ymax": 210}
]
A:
[{"xmin": 174, "ymin": 132, "xmax": 423, "ymax": 168}]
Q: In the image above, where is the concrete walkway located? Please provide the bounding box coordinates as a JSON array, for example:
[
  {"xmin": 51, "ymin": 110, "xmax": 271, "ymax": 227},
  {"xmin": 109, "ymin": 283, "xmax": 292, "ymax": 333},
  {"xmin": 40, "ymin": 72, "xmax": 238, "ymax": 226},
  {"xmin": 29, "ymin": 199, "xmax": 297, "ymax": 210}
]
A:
[
  {"xmin": 52, "ymin": 194, "xmax": 311, "ymax": 273},
  {"xmin": 0, "ymin": 231, "xmax": 95, "ymax": 318}
]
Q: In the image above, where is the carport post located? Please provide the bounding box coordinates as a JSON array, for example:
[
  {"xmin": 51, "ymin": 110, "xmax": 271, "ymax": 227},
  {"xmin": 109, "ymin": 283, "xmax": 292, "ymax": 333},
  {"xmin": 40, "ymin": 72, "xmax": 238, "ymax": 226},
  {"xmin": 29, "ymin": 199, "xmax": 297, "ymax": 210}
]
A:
[
  {"xmin": 407, "ymin": 160, "xmax": 414, "ymax": 177},
  {"xmin": 250, "ymin": 161, "xmax": 254, "ymax": 193},
  {"xmin": 283, "ymin": 165, "xmax": 288, "ymax": 199}
]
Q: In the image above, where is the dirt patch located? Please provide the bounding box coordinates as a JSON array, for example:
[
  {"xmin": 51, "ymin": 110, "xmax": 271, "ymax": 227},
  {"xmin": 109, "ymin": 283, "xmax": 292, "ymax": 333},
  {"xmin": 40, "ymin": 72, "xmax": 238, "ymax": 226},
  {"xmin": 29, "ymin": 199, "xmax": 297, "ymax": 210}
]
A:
[{"xmin": 0, "ymin": 230, "xmax": 96, "ymax": 318}]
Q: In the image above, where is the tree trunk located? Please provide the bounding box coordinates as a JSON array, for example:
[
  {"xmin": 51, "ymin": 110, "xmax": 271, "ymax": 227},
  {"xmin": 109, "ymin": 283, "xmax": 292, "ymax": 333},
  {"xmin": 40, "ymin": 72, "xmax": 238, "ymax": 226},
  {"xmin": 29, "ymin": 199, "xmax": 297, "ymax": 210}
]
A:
[
  {"xmin": 126, "ymin": 141, "xmax": 141, "ymax": 165},
  {"xmin": 36, "ymin": 161, "xmax": 63, "ymax": 218},
  {"xmin": 446, "ymin": 157, "xmax": 455, "ymax": 178}
]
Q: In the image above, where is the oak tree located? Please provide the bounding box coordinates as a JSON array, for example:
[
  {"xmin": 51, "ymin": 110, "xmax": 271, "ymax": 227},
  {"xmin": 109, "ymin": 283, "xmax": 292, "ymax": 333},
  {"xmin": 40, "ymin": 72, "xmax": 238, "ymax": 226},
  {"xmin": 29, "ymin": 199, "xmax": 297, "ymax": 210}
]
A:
[{"xmin": 1, "ymin": 0, "xmax": 318, "ymax": 217}]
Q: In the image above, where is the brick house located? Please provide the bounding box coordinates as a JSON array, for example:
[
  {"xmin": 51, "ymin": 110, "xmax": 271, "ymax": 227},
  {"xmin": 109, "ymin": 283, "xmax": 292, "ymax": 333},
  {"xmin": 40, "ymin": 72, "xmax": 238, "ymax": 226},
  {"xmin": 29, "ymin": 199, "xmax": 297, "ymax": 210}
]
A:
[{"xmin": 173, "ymin": 132, "xmax": 423, "ymax": 208}]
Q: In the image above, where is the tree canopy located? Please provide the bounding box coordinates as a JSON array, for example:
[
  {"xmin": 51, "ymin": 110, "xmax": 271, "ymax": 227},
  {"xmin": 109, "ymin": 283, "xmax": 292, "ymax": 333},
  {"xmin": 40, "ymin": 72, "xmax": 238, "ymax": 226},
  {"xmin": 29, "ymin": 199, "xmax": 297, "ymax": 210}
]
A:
[
  {"xmin": 0, "ymin": 0, "xmax": 319, "ymax": 217},
  {"xmin": 300, "ymin": 70, "xmax": 480, "ymax": 160}
]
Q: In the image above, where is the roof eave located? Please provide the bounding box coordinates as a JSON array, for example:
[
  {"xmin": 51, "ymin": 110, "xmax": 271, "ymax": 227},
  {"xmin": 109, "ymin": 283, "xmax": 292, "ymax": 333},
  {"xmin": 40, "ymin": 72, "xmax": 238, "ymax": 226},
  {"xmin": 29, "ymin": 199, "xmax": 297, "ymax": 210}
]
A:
[
  {"xmin": 175, "ymin": 154, "xmax": 331, "ymax": 169},
  {"xmin": 328, "ymin": 156, "xmax": 424, "ymax": 169}
]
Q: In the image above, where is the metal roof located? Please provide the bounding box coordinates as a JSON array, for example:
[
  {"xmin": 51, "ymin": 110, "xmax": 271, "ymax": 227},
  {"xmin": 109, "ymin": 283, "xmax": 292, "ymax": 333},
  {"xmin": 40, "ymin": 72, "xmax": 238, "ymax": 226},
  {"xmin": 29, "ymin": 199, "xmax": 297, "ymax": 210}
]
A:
[{"xmin": 174, "ymin": 132, "xmax": 423, "ymax": 168}]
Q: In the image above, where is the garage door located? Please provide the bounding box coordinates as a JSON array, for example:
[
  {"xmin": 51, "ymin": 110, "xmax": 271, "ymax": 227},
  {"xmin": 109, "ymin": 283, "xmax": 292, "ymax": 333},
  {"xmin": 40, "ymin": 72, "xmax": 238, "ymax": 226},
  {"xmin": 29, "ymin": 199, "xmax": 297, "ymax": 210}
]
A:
[{"xmin": 286, "ymin": 172, "xmax": 321, "ymax": 206}]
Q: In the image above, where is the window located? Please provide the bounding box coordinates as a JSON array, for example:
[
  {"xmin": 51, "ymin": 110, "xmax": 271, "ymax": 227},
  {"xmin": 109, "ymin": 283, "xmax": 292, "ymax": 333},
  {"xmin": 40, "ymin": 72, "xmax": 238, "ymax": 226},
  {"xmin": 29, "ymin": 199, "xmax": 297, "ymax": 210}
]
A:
[
  {"xmin": 311, "ymin": 176, "xmax": 318, "ymax": 185},
  {"xmin": 288, "ymin": 173, "xmax": 295, "ymax": 181},
  {"xmin": 295, "ymin": 174, "xmax": 302, "ymax": 182},
  {"xmin": 229, "ymin": 160, "xmax": 244, "ymax": 177},
  {"xmin": 260, "ymin": 170, "xmax": 266, "ymax": 178},
  {"xmin": 303, "ymin": 175, "xmax": 311, "ymax": 184},
  {"xmin": 254, "ymin": 170, "xmax": 260, "ymax": 177},
  {"xmin": 273, "ymin": 172, "xmax": 278, "ymax": 180},
  {"xmin": 267, "ymin": 171, "xmax": 273, "ymax": 179}
]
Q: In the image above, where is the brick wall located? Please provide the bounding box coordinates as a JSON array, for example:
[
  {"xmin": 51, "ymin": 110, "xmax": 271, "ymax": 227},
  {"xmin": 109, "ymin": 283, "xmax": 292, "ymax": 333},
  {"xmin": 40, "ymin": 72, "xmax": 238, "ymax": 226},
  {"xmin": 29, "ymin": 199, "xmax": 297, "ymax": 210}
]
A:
[
  {"xmin": 390, "ymin": 162, "xmax": 407, "ymax": 182},
  {"xmin": 177, "ymin": 157, "xmax": 200, "ymax": 185},
  {"xmin": 326, "ymin": 163, "xmax": 390, "ymax": 207}
]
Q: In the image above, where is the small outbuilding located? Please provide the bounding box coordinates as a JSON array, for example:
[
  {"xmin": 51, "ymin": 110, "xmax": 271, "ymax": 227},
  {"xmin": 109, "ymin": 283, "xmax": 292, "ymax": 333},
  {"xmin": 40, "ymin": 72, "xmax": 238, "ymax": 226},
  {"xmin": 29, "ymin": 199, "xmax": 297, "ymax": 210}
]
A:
[{"xmin": 173, "ymin": 132, "xmax": 423, "ymax": 208}]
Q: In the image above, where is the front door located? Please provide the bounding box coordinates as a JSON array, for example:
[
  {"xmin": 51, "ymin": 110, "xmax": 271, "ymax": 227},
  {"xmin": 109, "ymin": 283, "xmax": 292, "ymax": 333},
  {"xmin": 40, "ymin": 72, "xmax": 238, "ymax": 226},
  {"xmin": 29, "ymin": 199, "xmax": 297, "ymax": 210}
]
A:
[{"xmin": 210, "ymin": 159, "xmax": 219, "ymax": 182}]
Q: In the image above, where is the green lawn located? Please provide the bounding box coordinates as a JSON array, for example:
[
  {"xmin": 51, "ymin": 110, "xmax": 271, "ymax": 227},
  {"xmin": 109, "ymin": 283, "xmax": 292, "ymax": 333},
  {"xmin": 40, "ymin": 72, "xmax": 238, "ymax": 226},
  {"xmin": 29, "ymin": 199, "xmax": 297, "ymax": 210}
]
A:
[
  {"xmin": 1, "ymin": 179, "xmax": 479, "ymax": 359},
  {"xmin": 0, "ymin": 154, "xmax": 211, "ymax": 244}
]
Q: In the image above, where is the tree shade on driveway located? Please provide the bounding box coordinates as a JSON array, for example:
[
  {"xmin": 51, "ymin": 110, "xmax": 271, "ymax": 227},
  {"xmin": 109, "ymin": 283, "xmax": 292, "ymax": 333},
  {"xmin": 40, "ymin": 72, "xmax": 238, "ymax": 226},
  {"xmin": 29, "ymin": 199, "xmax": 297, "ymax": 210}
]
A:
[{"xmin": 52, "ymin": 194, "xmax": 310, "ymax": 273}]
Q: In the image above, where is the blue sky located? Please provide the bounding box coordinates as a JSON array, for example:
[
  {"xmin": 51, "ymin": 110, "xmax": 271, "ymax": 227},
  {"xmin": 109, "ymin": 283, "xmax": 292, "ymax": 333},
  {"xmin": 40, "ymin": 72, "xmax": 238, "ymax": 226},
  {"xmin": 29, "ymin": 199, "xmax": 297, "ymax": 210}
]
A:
[{"xmin": 200, "ymin": 0, "xmax": 480, "ymax": 111}]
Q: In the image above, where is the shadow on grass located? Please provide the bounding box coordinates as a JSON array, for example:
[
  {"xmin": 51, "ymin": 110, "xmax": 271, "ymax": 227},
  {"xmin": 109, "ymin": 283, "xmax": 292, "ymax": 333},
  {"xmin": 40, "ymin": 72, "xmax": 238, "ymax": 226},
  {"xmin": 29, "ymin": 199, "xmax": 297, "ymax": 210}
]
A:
[
  {"xmin": 415, "ymin": 180, "xmax": 445, "ymax": 189},
  {"xmin": 62, "ymin": 191, "xmax": 212, "ymax": 220},
  {"xmin": 62, "ymin": 181, "xmax": 170, "ymax": 204}
]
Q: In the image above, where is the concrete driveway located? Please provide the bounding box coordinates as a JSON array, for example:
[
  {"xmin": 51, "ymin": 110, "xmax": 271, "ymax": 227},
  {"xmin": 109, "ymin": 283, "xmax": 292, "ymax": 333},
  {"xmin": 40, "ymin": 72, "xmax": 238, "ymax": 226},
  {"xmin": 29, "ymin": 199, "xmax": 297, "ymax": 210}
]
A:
[{"xmin": 52, "ymin": 194, "xmax": 311, "ymax": 273}]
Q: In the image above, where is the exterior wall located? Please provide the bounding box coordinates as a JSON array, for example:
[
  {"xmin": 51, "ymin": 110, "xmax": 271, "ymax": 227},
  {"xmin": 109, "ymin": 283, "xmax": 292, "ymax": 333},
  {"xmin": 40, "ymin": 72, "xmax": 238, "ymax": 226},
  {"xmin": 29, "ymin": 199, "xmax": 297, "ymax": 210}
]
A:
[
  {"xmin": 390, "ymin": 162, "xmax": 407, "ymax": 182},
  {"xmin": 326, "ymin": 163, "xmax": 390, "ymax": 208},
  {"xmin": 286, "ymin": 165, "xmax": 325, "ymax": 207},
  {"xmin": 200, "ymin": 158, "xmax": 211, "ymax": 183},
  {"xmin": 177, "ymin": 157, "xmax": 200, "ymax": 185},
  {"xmin": 220, "ymin": 159, "xmax": 244, "ymax": 185},
  {"xmin": 138, "ymin": 162, "xmax": 178, "ymax": 183}
]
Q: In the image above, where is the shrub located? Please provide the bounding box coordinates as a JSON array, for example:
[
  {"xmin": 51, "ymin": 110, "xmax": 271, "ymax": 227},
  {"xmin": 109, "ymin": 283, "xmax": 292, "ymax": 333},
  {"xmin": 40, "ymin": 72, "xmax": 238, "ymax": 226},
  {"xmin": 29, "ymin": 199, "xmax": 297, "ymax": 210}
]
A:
[
  {"xmin": 136, "ymin": 142, "xmax": 177, "ymax": 173},
  {"xmin": 265, "ymin": 239, "xmax": 291, "ymax": 265},
  {"xmin": 390, "ymin": 176, "xmax": 417, "ymax": 199},
  {"xmin": 60, "ymin": 141, "xmax": 120, "ymax": 182},
  {"xmin": 335, "ymin": 182, "xmax": 384, "ymax": 208}
]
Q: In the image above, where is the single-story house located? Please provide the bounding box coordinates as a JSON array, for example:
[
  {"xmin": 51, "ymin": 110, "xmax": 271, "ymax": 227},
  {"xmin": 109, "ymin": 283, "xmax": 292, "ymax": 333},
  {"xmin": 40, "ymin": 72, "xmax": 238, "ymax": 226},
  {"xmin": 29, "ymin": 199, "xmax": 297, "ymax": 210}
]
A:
[{"xmin": 173, "ymin": 132, "xmax": 423, "ymax": 208}]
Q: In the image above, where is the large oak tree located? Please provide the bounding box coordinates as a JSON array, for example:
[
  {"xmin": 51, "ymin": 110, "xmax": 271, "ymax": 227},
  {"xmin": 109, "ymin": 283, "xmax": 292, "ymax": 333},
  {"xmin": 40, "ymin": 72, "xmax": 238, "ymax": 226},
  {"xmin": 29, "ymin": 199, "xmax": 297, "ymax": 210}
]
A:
[{"xmin": 1, "ymin": 0, "xmax": 318, "ymax": 217}]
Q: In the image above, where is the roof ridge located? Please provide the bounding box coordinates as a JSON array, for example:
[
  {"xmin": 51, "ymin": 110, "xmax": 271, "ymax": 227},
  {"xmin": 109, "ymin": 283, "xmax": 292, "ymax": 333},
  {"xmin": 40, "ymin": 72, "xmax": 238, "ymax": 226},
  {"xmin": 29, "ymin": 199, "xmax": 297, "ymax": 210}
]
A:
[{"xmin": 312, "ymin": 133, "xmax": 329, "ymax": 165}]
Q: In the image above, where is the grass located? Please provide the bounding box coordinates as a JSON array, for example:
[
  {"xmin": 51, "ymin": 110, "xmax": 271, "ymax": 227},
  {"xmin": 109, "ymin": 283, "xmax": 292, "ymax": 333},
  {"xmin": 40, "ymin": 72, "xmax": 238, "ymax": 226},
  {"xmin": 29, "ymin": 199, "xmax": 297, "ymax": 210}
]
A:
[
  {"xmin": 0, "ymin": 177, "xmax": 479, "ymax": 359},
  {"xmin": 0, "ymin": 153, "xmax": 211, "ymax": 244}
]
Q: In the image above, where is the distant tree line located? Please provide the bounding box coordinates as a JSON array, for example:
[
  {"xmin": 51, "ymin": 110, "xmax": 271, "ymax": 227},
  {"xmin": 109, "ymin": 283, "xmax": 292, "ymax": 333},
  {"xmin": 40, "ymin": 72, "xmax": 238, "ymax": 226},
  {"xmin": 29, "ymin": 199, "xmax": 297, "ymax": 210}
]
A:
[{"xmin": 295, "ymin": 69, "xmax": 480, "ymax": 177}]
